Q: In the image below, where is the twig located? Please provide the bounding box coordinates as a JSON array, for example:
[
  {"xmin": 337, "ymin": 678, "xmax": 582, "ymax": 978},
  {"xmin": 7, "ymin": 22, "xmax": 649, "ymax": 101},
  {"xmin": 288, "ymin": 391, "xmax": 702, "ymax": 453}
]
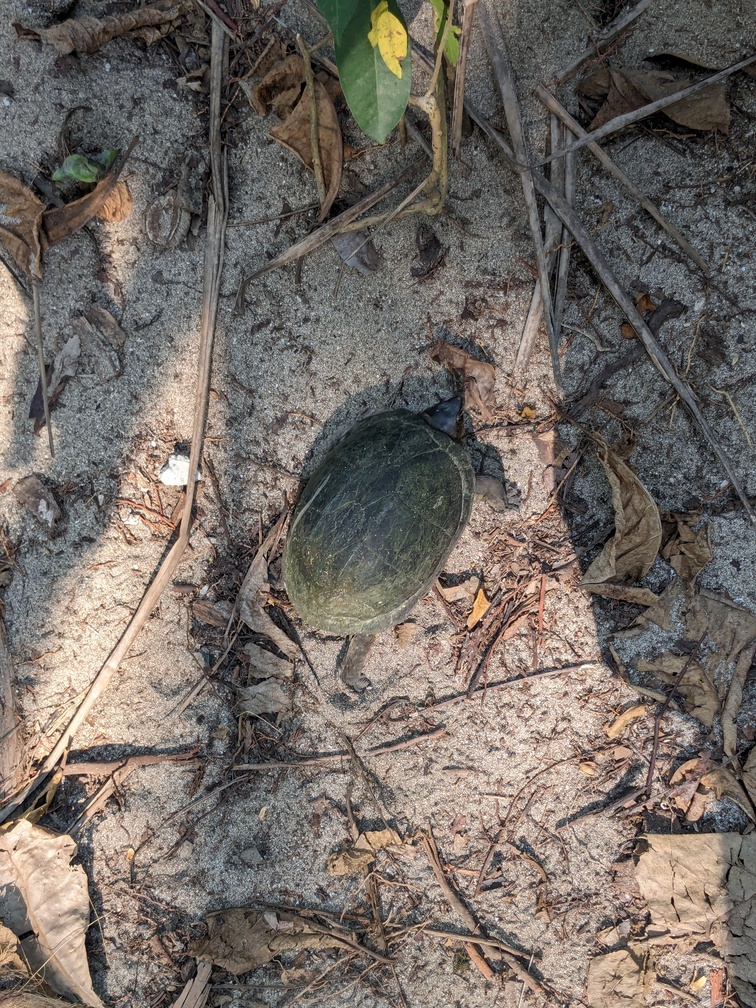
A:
[
  {"xmin": 551, "ymin": 117, "xmax": 574, "ymax": 342},
  {"xmin": 535, "ymin": 86, "xmax": 709, "ymax": 272},
  {"xmin": 234, "ymin": 159, "xmax": 424, "ymax": 311},
  {"xmin": 0, "ymin": 23, "xmax": 230, "ymax": 826},
  {"xmin": 430, "ymin": 663, "xmax": 595, "ymax": 711},
  {"xmin": 450, "ymin": 0, "xmax": 478, "ymax": 160},
  {"xmin": 421, "ymin": 831, "xmax": 553, "ymax": 998},
  {"xmin": 553, "ymin": 0, "xmax": 653, "ymax": 84},
  {"xmin": 296, "ymin": 34, "xmax": 327, "ymax": 213},
  {"xmin": 467, "ymin": 103, "xmax": 756, "ymax": 521},
  {"xmin": 541, "ymin": 54, "xmax": 756, "ymax": 165},
  {"xmin": 477, "ymin": 0, "xmax": 561, "ymax": 395},
  {"xmin": 32, "ymin": 280, "xmax": 54, "ymax": 456},
  {"xmin": 388, "ymin": 923, "xmax": 530, "ymax": 958}
]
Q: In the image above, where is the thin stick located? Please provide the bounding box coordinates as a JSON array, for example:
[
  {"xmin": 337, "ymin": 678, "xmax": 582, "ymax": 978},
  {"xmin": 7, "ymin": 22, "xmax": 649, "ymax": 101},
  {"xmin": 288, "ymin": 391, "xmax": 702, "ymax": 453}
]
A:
[
  {"xmin": 297, "ymin": 34, "xmax": 327, "ymax": 212},
  {"xmin": 0, "ymin": 23, "xmax": 230, "ymax": 827},
  {"xmin": 477, "ymin": 0, "xmax": 561, "ymax": 395},
  {"xmin": 421, "ymin": 831, "xmax": 552, "ymax": 997},
  {"xmin": 32, "ymin": 280, "xmax": 54, "ymax": 456},
  {"xmin": 388, "ymin": 923, "xmax": 530, "ymax": 958},
  {"xmin": 234, "ymin": 159, "xmax": 424, "ymax": 311},
  {"xmin": 468, "ymin": 103, "xmax": 756, "ymax": 521},
  {"xmin": 536, "ymin": 86, "xmax": 709, "ymax": 272},
  {"xmin": 541, "ymin": 54, "xmax": 756, "ymax": 166},
  {"xmin": 553, "ymin": 0, "xmax": 653, "ymax": 84},
  {"xmin": 552, "ymin": 124, "xmax": 575, "ymax": 343},
  {"xmin": 450, "ymin": 0, "xmax": 478, "ymax": 160}
]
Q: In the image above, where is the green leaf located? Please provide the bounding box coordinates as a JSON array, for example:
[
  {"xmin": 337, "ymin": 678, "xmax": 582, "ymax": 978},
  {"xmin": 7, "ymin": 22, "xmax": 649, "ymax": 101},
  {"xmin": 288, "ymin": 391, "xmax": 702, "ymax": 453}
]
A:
[
  {"xmin": 92, "ymin": 149, "xmax": 119, "ymax": 171},
  {"xmin": 335, "ymin": 0, "xmax": 411, "ymax": 143},
  {"xmin": 317, "ymin": 0, "xmax": 362, "ymax": 47},
  {"xmin": 428, "ymin": 0, "xmax": 459, "ymax": 65},
  {"xmin": 52, "ymin": 154, "xmax": 101, "ymax": 184}
]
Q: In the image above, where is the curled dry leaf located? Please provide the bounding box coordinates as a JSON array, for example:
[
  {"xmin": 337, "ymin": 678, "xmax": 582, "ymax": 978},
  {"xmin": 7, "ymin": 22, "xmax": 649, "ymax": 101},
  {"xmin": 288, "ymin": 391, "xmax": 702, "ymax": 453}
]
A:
[
  {"xmin": 0, "ymin": 170, "xmax": 45, "ymax": 279},
  {"xmin": 579, "ymin": 438, "xmax": 662, "ymax": 603},
  {"xmin": 604, "ymin": 704, "xmax": 646, "ymax": 739},
  {"xmin": 466, "ymin": 586, "xmax": 490, "ymax": 630},
  {"xmin": 14, "ymin": 0, "xmax": 190, "ymax": 56},
  {"xmin": 13, "ymin": 475, "xmax": 62, "ymax": 535},
  {"xmin": 96, "ymin": 180, "xmax": 133, "ymax": 223},
  {"xmin": 635, "ymin": 834, "xmax": 756, "ymax": 1006},
  {"xmin": 236, "ymin": 512, "xmax": 298, "ymax": 660},
  {"xmin": 244, "ymin": 641, "xmax": 293, "ymax": 678},
  {"xmin": 438, "ymin": 574, "xmax": 480, "ymax": 605},
  {"xmin": 193, "ymin": 909, "xmax": 342, "ymax": 974},
  {"xmin": 251, "ymin": 55, "xmax": 343, "ymax": 219},
  {"xmin": 661, "ymin": 514, "xmax": 711, "ymax": 583},
  {"xmin": 327, "ymin": 828, "xmax": 404, "ymax": 876},
  {"xmin": 0, "ymin": 819, "xmax": 103, "ymax": 1007},
  {"xmin": 29, "ymin": 333, "xmax": 80, "ymax": 433},
  {"xmin": 411, "ymin": 220, "xmax": 445, "ymax": 278},
  {"xmin": 474, "ymin": 475, "xmax": 510, "ymax": 511},
  {"xmin": 236, "ymin": 679, "xmax": 290, "ymax": 718},
  {"xmin": 623, "ymin": 580, "xmax": 756, "ymax": 757},
  {"xmin": 430, "ymin": 341, "xmax": 496, "ymax": 420},
  {"xmin": 394, "ymin": 621, "xmax": 419, "ymax": 647},
  {"xmin": 331, "ymin": 231, "xmax": 382, "ymax": 274},
  {"xmin": 579, "ymin": 67, "xmax": 731, "ymax": 133}
]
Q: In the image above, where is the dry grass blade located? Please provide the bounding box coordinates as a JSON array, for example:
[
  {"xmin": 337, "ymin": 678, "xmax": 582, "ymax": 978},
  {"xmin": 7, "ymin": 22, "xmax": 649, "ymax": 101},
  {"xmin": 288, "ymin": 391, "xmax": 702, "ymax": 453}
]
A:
[
  {"xmin": 0, "ymin": 24, "xmax": 229, "ymax": 827},
  {"xmin": 466, "ymin": 103, "xmax": 755, "ymax": 522},
  {"xmin": 541, "ymin": 54, "xmax": 756, "ymax": 165},
  {"xmin": 169, "ymin": 961, "xmax": 212, "ymax": 1008},
  {"xmin": 477, "ymin": 0, "xmax": 561, "ymax": 393},
  {"xmin": 0, "ymin": 618, "xmax": 22, "ymax": 803},
  {"xmin": 450, "ymin": 0, "xmax": 478, "ymax": 160},
  {"xmin": 535, "ymin": 85, "xmax": 709, "ymax": 272}
]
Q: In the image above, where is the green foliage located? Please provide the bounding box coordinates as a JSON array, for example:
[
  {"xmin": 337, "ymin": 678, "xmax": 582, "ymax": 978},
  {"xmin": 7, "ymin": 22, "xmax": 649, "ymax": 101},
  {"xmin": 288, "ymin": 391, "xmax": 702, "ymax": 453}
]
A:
[
  {"xmin": 429, "ymin": 0, "xmax": 460, "ymax": 65},
  {"xmin": 318, "ymin": 0, "xmax": 411, "ymax": 143},
  {"xmin": 52, "ymin": 149, "xmax": 118, "ymax": 184}
]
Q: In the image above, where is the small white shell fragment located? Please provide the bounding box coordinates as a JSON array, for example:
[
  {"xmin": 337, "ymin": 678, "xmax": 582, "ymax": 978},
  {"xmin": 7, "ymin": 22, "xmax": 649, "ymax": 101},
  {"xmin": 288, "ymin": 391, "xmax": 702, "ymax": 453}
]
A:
[{"xmin": 158, "ymin": 450, "xmax": 202, "ymax": 486}]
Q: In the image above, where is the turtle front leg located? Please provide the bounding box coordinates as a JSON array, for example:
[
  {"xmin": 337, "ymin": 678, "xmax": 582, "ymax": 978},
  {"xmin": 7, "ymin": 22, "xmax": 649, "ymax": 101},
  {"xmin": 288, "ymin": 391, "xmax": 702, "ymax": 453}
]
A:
[{"xmin": 338, "ymin": 634, "xmax": 375, "ymax": 691}]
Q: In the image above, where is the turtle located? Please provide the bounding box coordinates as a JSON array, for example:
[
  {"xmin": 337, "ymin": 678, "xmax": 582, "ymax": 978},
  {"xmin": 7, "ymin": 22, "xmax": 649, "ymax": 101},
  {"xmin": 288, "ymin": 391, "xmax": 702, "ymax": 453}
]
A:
[{"xmin": 282, "ymin": 397, "xmax": 475, "ymax": 685}]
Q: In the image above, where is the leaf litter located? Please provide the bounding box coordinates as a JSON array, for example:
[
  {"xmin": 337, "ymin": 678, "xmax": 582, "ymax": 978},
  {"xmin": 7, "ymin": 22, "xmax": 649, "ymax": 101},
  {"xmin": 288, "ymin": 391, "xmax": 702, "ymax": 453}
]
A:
[{"xmin": 0, "ymin": 819, "xmax": 103, "ymax": 1007}]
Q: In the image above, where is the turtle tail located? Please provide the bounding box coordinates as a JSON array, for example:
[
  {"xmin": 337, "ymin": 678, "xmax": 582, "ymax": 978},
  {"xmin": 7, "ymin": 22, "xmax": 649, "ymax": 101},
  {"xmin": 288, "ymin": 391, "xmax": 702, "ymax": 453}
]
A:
[{"xmin": 338, "ymin": 634, "xmax": 375, "ymax": 691}]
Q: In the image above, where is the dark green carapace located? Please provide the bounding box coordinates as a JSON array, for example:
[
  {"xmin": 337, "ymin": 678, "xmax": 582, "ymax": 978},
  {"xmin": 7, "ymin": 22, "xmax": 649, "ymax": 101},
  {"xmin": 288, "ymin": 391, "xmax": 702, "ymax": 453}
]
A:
[{"xmin": 283, "ymin": 405, "xmax": 474, "ymax": 636}]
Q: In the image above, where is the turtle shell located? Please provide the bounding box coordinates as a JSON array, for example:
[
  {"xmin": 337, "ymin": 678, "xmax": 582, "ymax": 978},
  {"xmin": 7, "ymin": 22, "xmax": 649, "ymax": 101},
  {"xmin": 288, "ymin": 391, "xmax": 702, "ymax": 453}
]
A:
[{"xmin": 283, "ymin": 408, "xmax": 474, "ymax": 635}]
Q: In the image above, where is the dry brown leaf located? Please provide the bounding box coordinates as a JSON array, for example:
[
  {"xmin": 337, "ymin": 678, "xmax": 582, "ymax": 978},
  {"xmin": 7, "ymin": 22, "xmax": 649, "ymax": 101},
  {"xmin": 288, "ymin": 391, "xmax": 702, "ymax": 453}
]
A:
[
  {"xmin": 580, "ymin": 439, "xmax": 662, "ymax": 600},
  {"xmin": 192, "ymin": 909, "xmax": 341, "ymax": 974},
  {"xmin": 251, "ymin": 55, "xmax": 343, "ymax": 220},
  {"xmin": 474, "ymin": 475, "xmax": 509, "ymax": 511},
  {"xmin": 0, "ymin": 820, "xmax": 103, "ymax": 1007},
  {"xmin": 237, "ymin": 512, "xmax": 298, "ymax": 660},
  {"xmin": 438, "ymin": 575, "xmax": 480, "ymax": 605},
  {"xmin": 661, "ymin": 514, "xmax": 712, "ymax": 583},
  {"xmin": 430, "ymin": 341, "xmax": 496, "ymax": 420},
  {"xmin": 327, "ymin": 828, "xmax": 403, "ymax": 876},
  {"xmin": 394, "ymin": 621, "xmax": 419, "ymax": 647},
  {"xmin": 466, "ymin": 587, "xmax": 491, "ymax": 629},
  {"xmin": 0, "ymin": 170, "xmax": 45, "ymax": 279},
  {"xmin": 29, "ymin": 333, "xmax": 80, "ymax": 434},
  {"xmin": 580, "ymin": 67, "xmax": 731, "ymax": 133},
  {"xmin": 635, "ymin": 834, "xmax": 756, "ymax": 1005},
  {"xmin": 13, "ymin": 475, "xmax": 62, "ymax": 535},
  {"xmin": 244, "ymin": 641, "xmax": 293, "ymax": 678},
  {"xmin": 700, "ymin": 765, "xmax": 755, "ymax": 820},
  {"xmin": 43, "ymin": 155, "xmax": 131, "ymax": 247},
  {"xmin": 625, "ymin": 580, "xmax": 756, "ymax": 756},
  {"xmin": 236, "ymin": 679, "xmax": 290, "ymax": 718},
  {"xmin": 0, "ymin": 920, "xmax": 28, "ymax": 980},
  {"xmin": 605, "ymin": 704, "xmax": 647, "ymax": 738},
  {"xmin": 586, "ymin": 944, "xmax": 652, "ymax": 1008},
  {"xmin": 191, "ymin": 598, "xmax": 230, "ymax": 627},
  {"xmin": 14, "ymin": 0, "xmax": 190, "ymax": 55},
  {"xmin": 71, "ymin": 306, "xmax": 125, "ymax": 381},
  {"xmin": 96, "ymin": 180, "xmax": 133, "ymax": 223}
]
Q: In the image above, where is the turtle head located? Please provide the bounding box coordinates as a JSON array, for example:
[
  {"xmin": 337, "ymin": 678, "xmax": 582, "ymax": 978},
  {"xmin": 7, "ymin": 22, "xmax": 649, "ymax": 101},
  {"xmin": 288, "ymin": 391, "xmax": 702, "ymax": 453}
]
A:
[{"xmin": 422, "ymin": 396, "xmax": 464, "ymax": 438}]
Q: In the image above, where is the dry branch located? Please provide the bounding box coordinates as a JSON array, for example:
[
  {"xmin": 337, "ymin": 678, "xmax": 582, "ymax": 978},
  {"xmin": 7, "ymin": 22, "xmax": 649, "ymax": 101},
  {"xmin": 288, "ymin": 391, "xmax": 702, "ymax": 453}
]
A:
[{"xmin": 535, "ymin": 85, "xmax": 709, "ymax": 272}]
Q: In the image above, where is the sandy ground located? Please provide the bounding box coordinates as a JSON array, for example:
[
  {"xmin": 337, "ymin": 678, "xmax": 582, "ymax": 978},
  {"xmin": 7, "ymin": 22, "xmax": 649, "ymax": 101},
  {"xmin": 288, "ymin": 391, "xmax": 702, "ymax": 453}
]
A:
[{"xmin": 1, "ymin": 0, "xmax": 755, "ymax": 1005}]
